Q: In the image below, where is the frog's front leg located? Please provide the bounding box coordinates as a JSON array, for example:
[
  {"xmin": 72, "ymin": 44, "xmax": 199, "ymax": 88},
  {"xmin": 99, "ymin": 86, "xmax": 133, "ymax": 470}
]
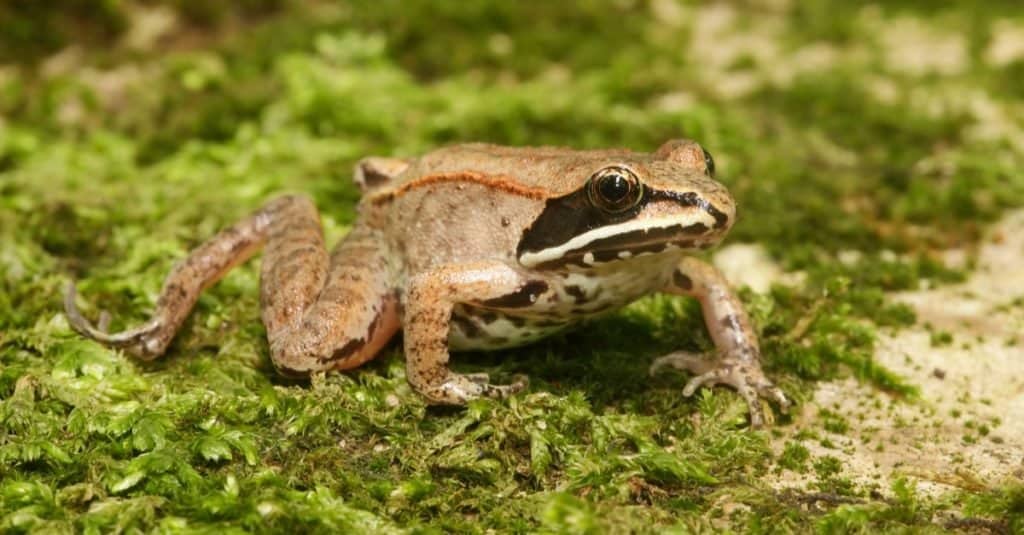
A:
[
  {"xmin": 652, "ymin": 257, "xmax": 789, "ymax": 427},
  {"xmin": 403, "ymin": 263, "xmax": 530, "ymax": 404}
]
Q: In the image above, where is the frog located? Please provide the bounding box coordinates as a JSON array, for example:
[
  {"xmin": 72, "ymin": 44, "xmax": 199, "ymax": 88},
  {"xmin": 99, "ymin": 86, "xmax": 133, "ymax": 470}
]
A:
[{"xmin": 65, "ymin": 139, "xmax": 789, "ymax": 426}]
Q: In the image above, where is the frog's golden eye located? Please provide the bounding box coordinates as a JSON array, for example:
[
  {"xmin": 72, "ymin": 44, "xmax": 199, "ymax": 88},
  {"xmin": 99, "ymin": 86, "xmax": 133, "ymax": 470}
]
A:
[
  {"xmin": 587, "ymin": 166, "xmax": 643, "ymax": 213},
  {"xmin": 702, "ymin": 148, "xmax": 715, "ymax": 177}
]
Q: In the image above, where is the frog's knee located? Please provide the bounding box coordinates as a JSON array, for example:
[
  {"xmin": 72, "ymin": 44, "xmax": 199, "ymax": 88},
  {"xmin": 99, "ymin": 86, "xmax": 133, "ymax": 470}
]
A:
[{"xmin": 270, "ymin": 354, "xmax": 314, "ymax": 378}]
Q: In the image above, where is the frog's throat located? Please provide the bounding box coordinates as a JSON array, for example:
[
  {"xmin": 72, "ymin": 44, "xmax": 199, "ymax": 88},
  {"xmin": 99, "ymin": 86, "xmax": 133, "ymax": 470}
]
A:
[{"xmin": 517, "ymin": 213, "xmax": 719, "ymax": 269}]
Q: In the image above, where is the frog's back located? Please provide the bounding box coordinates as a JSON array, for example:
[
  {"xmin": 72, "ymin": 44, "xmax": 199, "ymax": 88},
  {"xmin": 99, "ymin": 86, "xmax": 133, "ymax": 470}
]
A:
[{"xmin": 363, "ymin": 143, "xmax": 641, "ymax": 199}]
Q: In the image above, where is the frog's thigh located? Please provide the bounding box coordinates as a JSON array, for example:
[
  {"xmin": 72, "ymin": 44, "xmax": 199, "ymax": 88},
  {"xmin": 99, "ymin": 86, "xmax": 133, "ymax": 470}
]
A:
[
  {"xmin": 403, "ymin": 262, "xmax": 531, "ymax": 405},
  {"xmin": 264, "ymin": 225, "xmax": 401, "ymax": 376}
]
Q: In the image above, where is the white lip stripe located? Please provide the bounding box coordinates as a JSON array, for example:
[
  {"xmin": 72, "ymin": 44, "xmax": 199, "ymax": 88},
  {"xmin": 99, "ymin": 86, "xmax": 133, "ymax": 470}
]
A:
[{"xmin": 518, "ymin": 212, "xmax": 714, "ymax": 267}]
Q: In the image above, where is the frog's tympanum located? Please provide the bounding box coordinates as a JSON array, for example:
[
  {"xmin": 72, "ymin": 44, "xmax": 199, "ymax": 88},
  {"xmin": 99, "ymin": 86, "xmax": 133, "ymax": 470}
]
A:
[{"xmin": 66, "ymin": 140, "xmax": 789, "ymax": 426}]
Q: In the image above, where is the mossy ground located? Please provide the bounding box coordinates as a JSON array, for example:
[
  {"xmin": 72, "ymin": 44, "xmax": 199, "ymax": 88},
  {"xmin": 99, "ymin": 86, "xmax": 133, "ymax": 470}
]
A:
[{"xmin": 1, "ymin": 1, "xmax": 1023, "ymax": 533}]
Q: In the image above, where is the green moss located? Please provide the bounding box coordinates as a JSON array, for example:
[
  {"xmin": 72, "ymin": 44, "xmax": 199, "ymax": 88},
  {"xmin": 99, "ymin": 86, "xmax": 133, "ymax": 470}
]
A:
[
  {"xmin": 930, "ymin": 330, "xmax": 954, "ymax": 347},
  {"xmin": 819, "ymin": 410, "xmax": 850, "ymax": 435},
  {"xmin": 777, "ymin": 442, "xmax": 810, "ymax": 472},
  {"xmin": 2, "ymin": 1, "xmax": 1023, "ymax": 532}
]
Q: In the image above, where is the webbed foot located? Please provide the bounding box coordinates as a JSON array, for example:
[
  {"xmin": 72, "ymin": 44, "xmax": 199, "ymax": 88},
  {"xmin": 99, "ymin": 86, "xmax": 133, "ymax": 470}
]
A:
[{"xmin": 650, "ymin": 351, "xmax": 790, "ymax": 428}]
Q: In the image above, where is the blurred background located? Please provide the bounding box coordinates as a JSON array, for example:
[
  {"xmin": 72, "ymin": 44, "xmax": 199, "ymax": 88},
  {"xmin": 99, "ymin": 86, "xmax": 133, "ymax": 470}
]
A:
[{"xmin": 1, "ymin": 1, "xmax": 1022, "ymax": 532}]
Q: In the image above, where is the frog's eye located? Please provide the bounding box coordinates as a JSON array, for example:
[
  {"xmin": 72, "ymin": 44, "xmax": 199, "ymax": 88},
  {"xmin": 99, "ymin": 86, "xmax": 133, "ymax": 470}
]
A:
[
  {"xmin": 702, "ymin": 148, "xmax": 715, "ymax": 177},
  {"xmin": 587, "ymin": 166, "xmax": 643, "ymax": 213}
]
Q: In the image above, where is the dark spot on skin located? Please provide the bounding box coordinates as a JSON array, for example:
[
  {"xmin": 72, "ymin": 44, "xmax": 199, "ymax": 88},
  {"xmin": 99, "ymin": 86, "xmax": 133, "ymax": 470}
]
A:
[
  {"xmin": 507, "ymin": 315, "xmax": 527, "ymax": 327},
  {"xmin": 317, "ymin": 296, "xmax": 392, "ymax": 366},
  {"xmin": 482, "ymin": 280, "xmax": 549, "ymax": 308},
  {"xmin": 278, "ymin": 262, "xmax": 303, "ymax": 284},
  {"xmin": 479, "ymin": 311, "xmax": 498, "ymax": 324},
  {"xmin": 627, "ymin": 242, "xmax": 668, "ymax": 256},
  {"xmin": 365, "ymin": 308, "xmax": 382, "ymax": 339},
  {"xmin": 286, "ymin": 244, "xmax": 320, "ymax": 259},
  {"xmin": 326, "ymin": 338, "xmax": 366, "ymax": 364},
  {"xmin": 592, "ymin": 249, "xmax": 621, "ymax": 263},
  {"xmin": 706, "ymin": 204, "xmax": 729, "ymax": 229},
  {"xmin": 274, "ymin": 363, "xmax": 311, "ymax": 378},
  {"xmin": 229, "ymin": 237, "xmax": 253, "ymax": 255},
  {"xmin": 647, "ymin": 190, "xmax": 730, "ymax": 229},
  {"xmin": 720, "ymin": 314, "xmax": 743, "ymax": 333},
  {"xmin": 645, "ymin": 189, "xmax": 700, "ymax": 207},
  {"xmin": 680, "ymin": 222, "xmax": 709, "ymax": 234},
  {"xmin": 501, "ymin": 217, "xmax": 510, "ymax": 227},
  {"xmin": 451, "ymin": 315, "xmax": 482, "ymax": 338},
  {"xmin": 673, "ymin": 271, "xmax": 693, "ymax": 290},
  {"xmin": 565, "ymin": 285, "xmax": 587, "ymax": 304}
]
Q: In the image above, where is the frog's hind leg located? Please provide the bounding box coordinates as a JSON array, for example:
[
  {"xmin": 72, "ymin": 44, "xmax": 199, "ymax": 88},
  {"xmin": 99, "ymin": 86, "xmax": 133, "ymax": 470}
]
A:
[
  {"xmin": 66, "ymin": 195, "xmax": 400, "ymax": 374},
  {"xmin": 65, "ymin": 195, "xmax": 297, "ymax": 358},
  {"xmin": 263, "ymin": 222, "xmax": 401, "ymax": 376}
]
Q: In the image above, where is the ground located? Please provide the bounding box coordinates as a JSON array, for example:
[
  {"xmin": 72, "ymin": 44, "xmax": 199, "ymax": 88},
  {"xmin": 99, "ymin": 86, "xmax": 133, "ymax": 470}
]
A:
[
  {"xmin": 757, "ymin": 210, "xmax": 1024, "ymax": 502},
  {"xmin": 1, "ymin": 1, "xmax": 1023, "ymax": 533}
]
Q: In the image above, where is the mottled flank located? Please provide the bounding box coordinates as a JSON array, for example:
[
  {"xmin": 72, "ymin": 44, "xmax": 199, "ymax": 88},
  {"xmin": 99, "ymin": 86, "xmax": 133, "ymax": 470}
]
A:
[
  {"xmin": 481, "ymin": 280, "xmax": 550, "ymax": 308},
  {"xmin": 2, "ymin": 1, "xmax": 1023, "ymax": 534}
]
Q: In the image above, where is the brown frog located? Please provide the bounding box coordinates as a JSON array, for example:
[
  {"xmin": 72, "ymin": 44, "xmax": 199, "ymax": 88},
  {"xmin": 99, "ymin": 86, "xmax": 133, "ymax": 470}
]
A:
[{"xmin": 66, "ymin": 139, "xmax": 789, "ymax": 426}]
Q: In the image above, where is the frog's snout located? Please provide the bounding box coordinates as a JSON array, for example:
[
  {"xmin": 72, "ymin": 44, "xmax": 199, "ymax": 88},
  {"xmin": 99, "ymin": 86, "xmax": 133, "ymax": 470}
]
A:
[
  {"xmin": 693, "ymin": 181, "xmax": 736, "ymax": 235},
  {"xmin": 708, "ymin": 191, "xmax": 736, "ymax": 232}
]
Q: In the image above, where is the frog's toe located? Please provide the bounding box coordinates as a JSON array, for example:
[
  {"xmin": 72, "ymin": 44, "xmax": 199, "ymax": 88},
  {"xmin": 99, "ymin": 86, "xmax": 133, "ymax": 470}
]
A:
[
  {"xmin": 653, "ymin": 350, "xmax": 788, "ymax": 427},
  {"xmin": 464, "ymin": 372, "xmax": 491, "ymax": 384},
  {"xmin": 479, "ymin": 373, "xmax": 528, "ymax": 399},
  {"xmin": 649, "ymin": 351, "xmax": 714, "ymax": 377},
  {"xmin": 680, "ymin": 365, "xmax": 734, "ymax": 397},
  {"xmin": 682, "ymin": 364, "xmax": 770, "ymax": 427},
  {"xmin": 64, "ymin": 281, "xmax": 165, "ymax": 359},
  {"xmin": 757, "ymin": 380, "xmax": 791, "ymax": 413},
  {"xmin": 432, "ymin": 372, "xmax": 528, "ymax": 404}
]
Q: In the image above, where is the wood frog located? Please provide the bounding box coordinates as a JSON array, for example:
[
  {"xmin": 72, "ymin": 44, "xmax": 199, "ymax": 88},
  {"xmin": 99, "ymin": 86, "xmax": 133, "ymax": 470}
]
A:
[{"xmin": 66, "ymin": 139, "xmax": 789, "ymax": 426}]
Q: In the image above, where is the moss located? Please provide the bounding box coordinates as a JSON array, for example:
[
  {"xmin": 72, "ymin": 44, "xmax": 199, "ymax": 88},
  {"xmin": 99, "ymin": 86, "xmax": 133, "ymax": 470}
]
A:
[
  {"xmin": 818, "ymin": 410, "xmax": 850, "ymax": 435},
  {"xmin": 2, "ymin": 0, "xmax": 1023, "ymax": 532},
  {"xmin": 930, "ymin": 330, "xmax": 954, "ymax": 347},
  {"xmin": 777, "ymin": 442, "xmax": 811, "ymax": 473}
]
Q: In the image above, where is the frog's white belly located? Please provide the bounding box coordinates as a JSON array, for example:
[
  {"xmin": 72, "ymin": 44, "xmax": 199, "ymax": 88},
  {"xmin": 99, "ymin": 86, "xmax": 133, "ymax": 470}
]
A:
[{"xmin": 448, "ymin": 255, "xmax": 679, "ymax": 351}]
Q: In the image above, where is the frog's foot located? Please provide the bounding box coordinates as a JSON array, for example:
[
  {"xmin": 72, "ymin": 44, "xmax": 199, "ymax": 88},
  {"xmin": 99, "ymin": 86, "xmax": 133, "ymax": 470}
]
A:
[
  {"xmin": 650, "ymin": 351, "xmax": 789, "ymax": 428},
  {"xmin": 432, "ymin": 372, "xmax": 528, "ymax": 405},
  {"xmin": 64, "ymin": 282, "xmax": 165, "ymax": 359}
]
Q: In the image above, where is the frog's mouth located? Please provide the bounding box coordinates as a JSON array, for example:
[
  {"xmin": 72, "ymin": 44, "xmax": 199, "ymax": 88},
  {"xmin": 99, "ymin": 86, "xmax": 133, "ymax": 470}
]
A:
[{"xmin": 518, "ymin": 216, "xmax": 719, "ymax": 270}]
